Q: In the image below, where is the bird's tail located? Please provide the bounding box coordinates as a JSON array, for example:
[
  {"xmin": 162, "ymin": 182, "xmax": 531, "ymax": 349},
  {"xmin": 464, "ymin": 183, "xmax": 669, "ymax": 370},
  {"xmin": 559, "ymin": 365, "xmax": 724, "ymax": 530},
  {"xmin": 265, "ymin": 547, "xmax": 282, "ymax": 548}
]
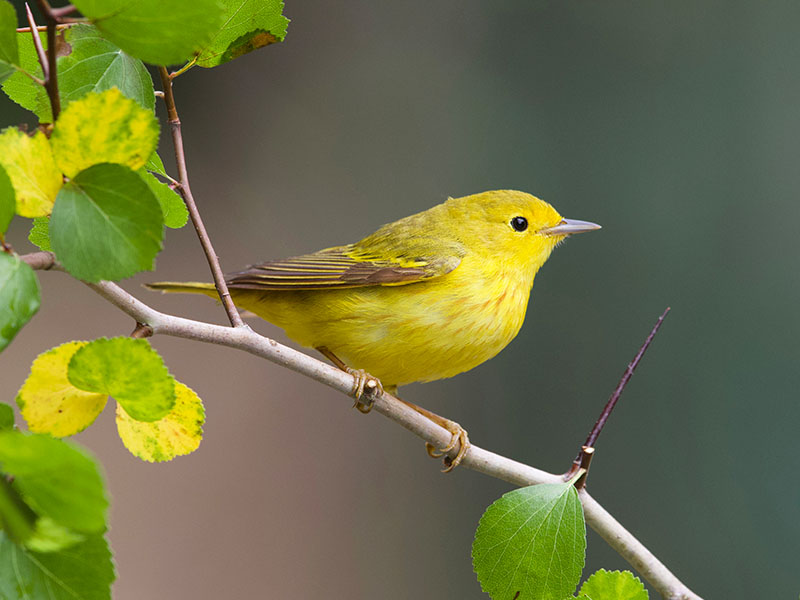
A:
[{"xmin": 144, "ymin": 281, "xmax": 218, "ymax": 298}]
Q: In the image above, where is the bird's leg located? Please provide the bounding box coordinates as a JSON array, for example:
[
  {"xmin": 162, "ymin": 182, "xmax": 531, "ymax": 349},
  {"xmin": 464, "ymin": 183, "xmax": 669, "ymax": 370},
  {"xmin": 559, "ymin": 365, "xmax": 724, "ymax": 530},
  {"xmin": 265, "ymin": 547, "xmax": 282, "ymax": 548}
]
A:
[
  {"xmin": 397, "ymin": 398, "xmax": 470, "ymax": 473},
  {"xmin": 316, "ymin": 346, "xmax": 383, "ymax": 413}
]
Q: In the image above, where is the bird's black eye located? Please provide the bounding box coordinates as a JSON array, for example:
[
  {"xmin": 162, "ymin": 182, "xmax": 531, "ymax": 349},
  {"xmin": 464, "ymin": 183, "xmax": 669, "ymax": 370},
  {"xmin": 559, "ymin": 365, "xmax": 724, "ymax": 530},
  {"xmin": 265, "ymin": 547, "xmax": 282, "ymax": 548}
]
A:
[{"xmin": 510, "ymin": 216, "xmax": 528, "ymax": 232}]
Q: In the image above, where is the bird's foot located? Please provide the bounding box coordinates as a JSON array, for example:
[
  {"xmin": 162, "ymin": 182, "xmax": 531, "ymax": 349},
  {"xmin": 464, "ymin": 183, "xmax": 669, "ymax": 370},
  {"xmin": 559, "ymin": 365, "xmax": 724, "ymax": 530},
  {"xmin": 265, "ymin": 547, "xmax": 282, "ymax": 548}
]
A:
[
  {"xmin": 399, "ymin": 399, "xmax": 470, "ymax": 472},
  {"xmin": 425, "ymin": 420, "xmax": 470, "ymax": 473},
  {"xmin": 316, "ymin": 346, "xmax": 383, "ymax": 413},
  {"xmin": 347, "ymin": 367, "xmax": 383, "ymax": 413}
]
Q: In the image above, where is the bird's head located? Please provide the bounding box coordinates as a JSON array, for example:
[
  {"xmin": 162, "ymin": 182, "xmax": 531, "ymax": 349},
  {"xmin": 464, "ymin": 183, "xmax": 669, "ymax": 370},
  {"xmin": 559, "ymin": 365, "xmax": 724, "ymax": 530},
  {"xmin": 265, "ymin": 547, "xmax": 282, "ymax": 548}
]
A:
[{"xmin": 444, "ymin": 190, "xmax": 601, "ymax": 273}]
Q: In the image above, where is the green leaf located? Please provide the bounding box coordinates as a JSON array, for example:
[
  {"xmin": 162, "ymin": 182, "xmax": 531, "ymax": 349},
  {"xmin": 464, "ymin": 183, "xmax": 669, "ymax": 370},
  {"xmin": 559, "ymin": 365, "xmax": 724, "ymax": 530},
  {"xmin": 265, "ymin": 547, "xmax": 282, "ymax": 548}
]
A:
[
  {"xmin": 1, "ymin": 30, "xmax": 49, "ymax": 119},
  {"xmin": 579, "ymin": 570, "xmax": 649, "ymax": 600},
  {"xmin": 473, "ymin": 482, "xmax": 586, "ymax": 600},
  {"xmin": 0, "ymin": 128, "xmax": 62, "ymax": 217},
  {"xmin": 0, "ymin": 253, "xmax": 40, "ymax": 353},
  {"xmin": 28, "ymin": 217, "xmax": 51, "ymax": 252},
  {"xmin": 68, "ymin": 337, "xmax": 176, "ymax": 422},
  {"xmin": 57, "ymin": 24, "xmax": 155, "ymax": 111},
  {"xmin": 26, "ymin": 516, "xmax": 86, "ymax": 553},
  {"xmin": 0, "ymin": 164, "xmax": 14, "ymax": 233},
  {"xmin": 145, "ymin": 149, "xmax": 167, "ymax": 176},
  {"xmin": 0, "ymin": 531, "xmax": 114, "ymax": 599},
  {"xmin": 3, "ymin": 24, "xmax": 155, "ymax": 123},
  {"xmin": 141, "ymin": 171, "xmax": 188, "ymax": 228},
  {"xmin": 0, "ymin": 402, "xmax": 13, "ymax": 431},
  {"xmin": 0, "ymin": 431, "xmax": 108, "ymax": 533},
  {"xmin": 71, "ymin": 0, "xmax": 225, "ymax": 66},
  {"xmin": 196, "ymin": 0, "xmax": 289, "ymax": 68},
  {"xmin": 0, "ymin": 476, "xmax": 36, "ymax": 546},
  {"xmin": 0, "ymin": 0, "xmax": 19, "ymax": 84},
  {"xmin": 51, "ymin": 88, "xmax": 159, "ymax": 178},
  {"xmin": 49, "ymin": 163, "xmax": 164, "ymax": 282}
]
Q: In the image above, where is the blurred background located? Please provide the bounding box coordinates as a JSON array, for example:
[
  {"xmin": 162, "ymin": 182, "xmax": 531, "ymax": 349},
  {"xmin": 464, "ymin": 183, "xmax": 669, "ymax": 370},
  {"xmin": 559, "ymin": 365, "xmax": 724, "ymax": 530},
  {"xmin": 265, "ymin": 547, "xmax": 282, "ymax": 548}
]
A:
[{"xmin": 2, "ymin": 0, "xmax": 799, "ymax": 598}]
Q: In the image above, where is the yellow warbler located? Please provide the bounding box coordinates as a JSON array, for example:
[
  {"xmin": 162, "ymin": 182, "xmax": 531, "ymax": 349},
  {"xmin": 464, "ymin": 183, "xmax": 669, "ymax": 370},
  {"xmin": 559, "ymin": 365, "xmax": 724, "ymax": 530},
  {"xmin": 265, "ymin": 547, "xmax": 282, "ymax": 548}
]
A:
[{"xmin": 148, "ymin": 190, "xmax": 600, "ymax": 469}]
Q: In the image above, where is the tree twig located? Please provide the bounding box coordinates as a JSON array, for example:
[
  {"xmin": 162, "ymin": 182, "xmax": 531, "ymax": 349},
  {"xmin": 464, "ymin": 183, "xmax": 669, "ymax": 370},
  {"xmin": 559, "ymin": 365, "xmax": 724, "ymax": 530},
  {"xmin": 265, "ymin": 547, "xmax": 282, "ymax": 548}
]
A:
[
  {"xmin": 16, "ymin": 24, "xmax": 72, "ymax": 33},
  {"xmin": 23, "ymin": 4, "xmax": 48, "ymax": 80},
  {"xmin": 48, "ymin": 3, "xmax": 75, "ymax": 19},
  {"xmin": 33, "ymin": 0, "xmax": 61, "ymax": 121},
  {"xmin": 568, "ymin": 307, "xmax": 671, "ymax": 487},
  {"xmin": 21, "ymin": 251, "xmax": 701, "ymax": 600},
  {"xmin": 156, "ymin": 67, "xmax": 244, "ymax": 328}
]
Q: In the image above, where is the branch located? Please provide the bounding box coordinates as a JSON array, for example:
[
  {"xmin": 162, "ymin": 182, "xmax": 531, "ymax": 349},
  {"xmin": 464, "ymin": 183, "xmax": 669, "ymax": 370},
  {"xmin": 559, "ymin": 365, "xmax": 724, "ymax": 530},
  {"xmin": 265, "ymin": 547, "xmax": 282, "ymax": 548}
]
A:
[
  {"xmin": 21, "ymin": 251, "xmax": 702, "ymax": 600},
  {"xmin": 569, "ymin": 307, "xmax": 670, "ymax": 488},
  {"xmin": 33, "ymin": 0, "xmax": 61, "ymax": 120},
  {"xmin": 23, "ymin": 4, "xmax": 48, "ymax": 81},
  {"xmin": 16, "ymin": 24, "xmax": 72, "ymax": 33},
  {"xmin": 156, "ymin": 67, "xmax": 244, "ymax": 328}
]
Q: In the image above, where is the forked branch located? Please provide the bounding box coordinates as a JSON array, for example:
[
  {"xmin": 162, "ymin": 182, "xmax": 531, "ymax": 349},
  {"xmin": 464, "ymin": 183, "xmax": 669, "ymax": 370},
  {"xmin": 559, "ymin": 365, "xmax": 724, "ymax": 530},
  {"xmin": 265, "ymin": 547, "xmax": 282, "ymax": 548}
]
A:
[
  {"xmin": 156, "ymin": 67, "xmax": 245, "ymax": 328},
  {"xmin": 21, "ymin": 251, "xmax": 702, "ymax": 600}
]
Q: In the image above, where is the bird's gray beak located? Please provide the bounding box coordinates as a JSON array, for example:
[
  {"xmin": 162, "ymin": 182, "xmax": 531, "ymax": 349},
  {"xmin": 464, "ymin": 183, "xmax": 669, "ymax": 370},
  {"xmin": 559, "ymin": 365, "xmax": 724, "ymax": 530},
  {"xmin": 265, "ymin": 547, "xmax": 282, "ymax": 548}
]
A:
[{"xmin": 539, "ymin": 218, "xmax": 601, "ymax": 236}]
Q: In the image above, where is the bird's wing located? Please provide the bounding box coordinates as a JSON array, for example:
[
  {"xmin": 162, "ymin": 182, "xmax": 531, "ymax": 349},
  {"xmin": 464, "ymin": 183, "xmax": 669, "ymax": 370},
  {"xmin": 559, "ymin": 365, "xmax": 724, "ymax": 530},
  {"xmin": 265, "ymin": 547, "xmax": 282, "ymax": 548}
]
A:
[{"xmin": 226, "ymin": 243, "xmax": 463, "ymax": 291}]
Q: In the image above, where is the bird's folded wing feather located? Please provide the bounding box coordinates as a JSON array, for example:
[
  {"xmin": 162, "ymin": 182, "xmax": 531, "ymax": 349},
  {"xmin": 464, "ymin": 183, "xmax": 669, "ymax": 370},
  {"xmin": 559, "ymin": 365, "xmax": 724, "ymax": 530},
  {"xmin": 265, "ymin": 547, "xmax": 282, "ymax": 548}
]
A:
[{"xmin": 226, "ymin": 241, "xmax": 463, "ymax": 291}]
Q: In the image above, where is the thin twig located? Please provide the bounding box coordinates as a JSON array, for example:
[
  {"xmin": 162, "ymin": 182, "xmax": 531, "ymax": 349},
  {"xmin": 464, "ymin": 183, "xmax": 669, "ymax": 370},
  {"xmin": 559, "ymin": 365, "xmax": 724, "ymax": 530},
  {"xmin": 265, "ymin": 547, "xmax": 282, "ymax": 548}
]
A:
[
  {"xmin": 16, "ymin": 24, "xmax": 73, "ymax": 32},
  {"xmin": 156, "ymin": 67, "xmax": 245, "ymax": 328},
  {"xmin": 30, "ymin": 0, "xmax": 61, "ymax": 120},
  {"xmin": 21, "ymin": 251, "xmax": 701, "ymax": 600},
  {"xmin": 568, "ymin": 307, "xmax": 670, "ymax": 485},
  {"xmin": 49, "ymin": 3, "xmax": 75, "ymax": 19},
  {"xmin": 23, "ymin": 4, "xmax": 48, "ymax": 80}
]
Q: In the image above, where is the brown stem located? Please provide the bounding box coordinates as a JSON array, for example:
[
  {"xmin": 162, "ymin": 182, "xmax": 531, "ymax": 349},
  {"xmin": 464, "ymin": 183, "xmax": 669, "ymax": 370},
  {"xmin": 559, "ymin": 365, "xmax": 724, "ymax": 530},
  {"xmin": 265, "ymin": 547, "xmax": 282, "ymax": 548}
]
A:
[
  {"xmin": 30, "ymin": 0, "xmax": 61, "ymax": 120},
  {"xmin": 156, "ymin": 67, "xmax": 245, "ymax": 328},
  {"xmin": 566, "ymin": 307, "xmax": 671, "ymax": 482},
  {"xmin": 23, "ymin": 4, "xmax": 48, "ymax": 80},
  {"xmin": 573, "ymin": 446, "xmax": 594, "ymax": 490},
  {"xmin": 49, "ymin": 3, "xmax": 75, "ymax": 19},
  {"xmin": 21, "ymin": 251, "xmax": 56, "ymax": 269},
  {"xmin": 16, "ymin": 23, "xmax": 72, "ymax": 33}
]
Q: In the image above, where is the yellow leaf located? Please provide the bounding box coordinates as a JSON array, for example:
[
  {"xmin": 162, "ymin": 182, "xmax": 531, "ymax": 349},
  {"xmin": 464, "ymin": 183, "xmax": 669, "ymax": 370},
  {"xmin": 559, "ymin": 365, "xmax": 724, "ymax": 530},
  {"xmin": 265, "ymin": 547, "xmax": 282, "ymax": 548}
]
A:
[
  {"xmin": 116, "ymin": 381, "xmax": 205, "ymax": 462},
  {"xmin": 0, "ymin": 128, "xmax": 62, "ymax": 217},
  {"xmin": 51, "ymin": 88, "xmax": 159, "ymax": 178},
  {"xmin": 16, "ymin": 341, "xmax": 107, "ymax": 437}
]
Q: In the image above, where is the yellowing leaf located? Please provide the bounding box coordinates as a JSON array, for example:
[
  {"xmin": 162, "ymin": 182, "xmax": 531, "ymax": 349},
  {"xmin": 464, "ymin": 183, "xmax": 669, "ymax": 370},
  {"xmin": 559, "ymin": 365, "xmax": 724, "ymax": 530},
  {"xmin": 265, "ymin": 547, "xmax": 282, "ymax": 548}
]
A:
[
  {"xmin": 16, "ymin": 341, "xmax": 107, "ymax": 437},
  {"xmin": 51, "ymin": 88, "xmax": 159, "ymax": 178},
  {"xmin": 0, "ymin": 128, "xmax": 62, "ymax": 217},
  {"xmin": 116, "ymin": 382, "xmax": 205, "ymax": 462}
]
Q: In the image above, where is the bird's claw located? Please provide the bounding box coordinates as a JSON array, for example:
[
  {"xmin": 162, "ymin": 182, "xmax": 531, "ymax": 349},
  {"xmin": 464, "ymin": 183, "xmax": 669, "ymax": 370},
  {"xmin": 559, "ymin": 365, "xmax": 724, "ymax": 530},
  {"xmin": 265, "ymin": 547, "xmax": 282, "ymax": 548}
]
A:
[
  {"xmin": 426, "ymin": 421, "xmax": 470, "ymax": 473},
  {"xmin": 348, "ymin": 368, "xmax": 383, "ymax": 413}
]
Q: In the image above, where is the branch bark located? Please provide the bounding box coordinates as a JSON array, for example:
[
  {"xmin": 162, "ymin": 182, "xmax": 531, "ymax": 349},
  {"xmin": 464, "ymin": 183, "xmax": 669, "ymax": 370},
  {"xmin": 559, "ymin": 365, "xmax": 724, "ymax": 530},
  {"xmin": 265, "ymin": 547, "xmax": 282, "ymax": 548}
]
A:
[
  {"xmin": 32, "ymin": 0, "xmax": 61, "ymax": 120},
  {"xmin": 156, "ymin": 66, "xmax": 244, "ymax": 328},
  {"xmin": 21, "ymin": 251, "xmax": 702, "ymax": 600}
]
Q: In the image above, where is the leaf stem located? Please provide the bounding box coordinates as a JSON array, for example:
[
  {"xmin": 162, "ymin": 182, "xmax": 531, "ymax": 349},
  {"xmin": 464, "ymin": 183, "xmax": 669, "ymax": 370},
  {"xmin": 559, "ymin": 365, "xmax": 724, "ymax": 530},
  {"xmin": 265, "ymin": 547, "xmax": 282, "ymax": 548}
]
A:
[
  {"xmin": 156, "ymin": 67, "xmax": 245, "ymax": 328},
  {"xmin": 169, "ymin": 57, "xmax": 197, "ymax": 79}
]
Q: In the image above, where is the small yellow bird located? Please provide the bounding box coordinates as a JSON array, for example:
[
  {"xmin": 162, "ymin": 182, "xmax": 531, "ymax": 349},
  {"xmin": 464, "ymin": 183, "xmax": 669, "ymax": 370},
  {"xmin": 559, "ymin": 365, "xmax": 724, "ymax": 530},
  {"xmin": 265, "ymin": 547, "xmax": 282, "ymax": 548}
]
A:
[{"xmin": 147, "ymin": 190, "xmax": 599, "ymax": 470}]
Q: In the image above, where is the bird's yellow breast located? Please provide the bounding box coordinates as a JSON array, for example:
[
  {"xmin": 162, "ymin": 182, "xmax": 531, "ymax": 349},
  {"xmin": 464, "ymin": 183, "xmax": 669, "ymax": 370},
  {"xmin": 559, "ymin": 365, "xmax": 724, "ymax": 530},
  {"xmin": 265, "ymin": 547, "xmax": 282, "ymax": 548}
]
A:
[{"xmin": 233, "ymin": 254, "xmax": 536, "ymax": 388}]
